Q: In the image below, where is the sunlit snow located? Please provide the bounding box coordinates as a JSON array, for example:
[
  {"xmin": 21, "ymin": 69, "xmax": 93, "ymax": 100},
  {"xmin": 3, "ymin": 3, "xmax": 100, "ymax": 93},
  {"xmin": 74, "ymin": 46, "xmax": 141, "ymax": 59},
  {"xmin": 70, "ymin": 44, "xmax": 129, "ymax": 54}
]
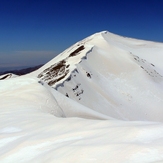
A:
[{"xmin": 1, "ymin": 31, "xmax": 163, "ymax": 163}]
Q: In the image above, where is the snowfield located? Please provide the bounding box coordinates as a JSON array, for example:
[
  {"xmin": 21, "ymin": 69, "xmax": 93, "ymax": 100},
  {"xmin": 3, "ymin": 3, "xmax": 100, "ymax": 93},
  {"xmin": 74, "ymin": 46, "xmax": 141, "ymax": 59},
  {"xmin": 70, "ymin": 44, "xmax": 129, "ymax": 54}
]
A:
[{"xmin": 1, "ymin": 31, "xmax": 163, "ymax": 163}]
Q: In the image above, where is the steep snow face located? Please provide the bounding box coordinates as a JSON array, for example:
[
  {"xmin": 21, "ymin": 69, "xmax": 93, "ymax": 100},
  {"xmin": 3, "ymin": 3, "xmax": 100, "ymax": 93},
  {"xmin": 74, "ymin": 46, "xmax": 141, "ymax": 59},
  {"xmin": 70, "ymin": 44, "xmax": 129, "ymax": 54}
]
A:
[{"xmin": 31, "ymin": 31, "xmax": 163, "ymax": 122}]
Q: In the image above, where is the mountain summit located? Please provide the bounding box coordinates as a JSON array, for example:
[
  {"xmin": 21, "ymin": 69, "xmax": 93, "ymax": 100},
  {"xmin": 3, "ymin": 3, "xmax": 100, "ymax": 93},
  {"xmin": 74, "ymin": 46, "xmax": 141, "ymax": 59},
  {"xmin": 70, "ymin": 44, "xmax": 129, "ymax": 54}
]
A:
[{"xmin": 30, "ymin": 31, "xmax": 163, "ymax": 121}]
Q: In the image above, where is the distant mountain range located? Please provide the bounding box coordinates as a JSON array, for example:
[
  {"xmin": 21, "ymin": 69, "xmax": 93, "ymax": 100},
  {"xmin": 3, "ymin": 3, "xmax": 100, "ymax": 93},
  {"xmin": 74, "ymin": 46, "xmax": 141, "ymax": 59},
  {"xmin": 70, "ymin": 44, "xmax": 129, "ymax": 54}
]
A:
[{"xmin": 0, "ymin": 64, "xmax": 43, "ymax": 76}]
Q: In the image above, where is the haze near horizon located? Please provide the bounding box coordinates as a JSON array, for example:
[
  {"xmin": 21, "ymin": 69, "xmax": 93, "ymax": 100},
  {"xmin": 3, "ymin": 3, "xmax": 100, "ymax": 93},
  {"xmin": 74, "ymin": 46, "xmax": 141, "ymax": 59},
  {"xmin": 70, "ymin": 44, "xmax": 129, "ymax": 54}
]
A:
[{"xmin": 0, "ymin": 0, "xmax": 163, "ymax": 71}]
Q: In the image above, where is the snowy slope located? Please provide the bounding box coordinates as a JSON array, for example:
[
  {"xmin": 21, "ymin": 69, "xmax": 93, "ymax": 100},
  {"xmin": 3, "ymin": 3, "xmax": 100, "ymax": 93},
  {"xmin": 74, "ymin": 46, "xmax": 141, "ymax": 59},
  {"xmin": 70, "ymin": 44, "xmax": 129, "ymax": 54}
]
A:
[
  {"xmin": 1, "ymin": 31, "xmax": 163, "ymax": 163},
  {"xmin": 31, "ymin": 31, "xmax": 163, "ymax": 122}
]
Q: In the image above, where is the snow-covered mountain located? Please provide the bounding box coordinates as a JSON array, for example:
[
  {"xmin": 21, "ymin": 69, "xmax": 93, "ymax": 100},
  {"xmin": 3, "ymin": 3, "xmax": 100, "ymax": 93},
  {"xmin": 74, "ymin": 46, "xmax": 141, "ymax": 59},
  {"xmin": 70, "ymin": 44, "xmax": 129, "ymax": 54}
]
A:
[
  {"xmin": 1, "ymin": 31, "xmax": 163, "ymax": 163},
  {"xmin": 31, "ymin": 31, "xmax": 163, "ymax": 121}
]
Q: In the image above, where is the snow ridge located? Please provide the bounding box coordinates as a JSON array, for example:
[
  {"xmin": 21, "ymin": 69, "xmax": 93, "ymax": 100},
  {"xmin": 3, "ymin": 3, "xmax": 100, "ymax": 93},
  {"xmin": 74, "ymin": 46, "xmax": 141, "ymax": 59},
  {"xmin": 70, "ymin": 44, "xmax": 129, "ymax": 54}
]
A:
[
  {"xmin": 0, "ymin": 73, "xmax": 18, "ymax": 80},
  {"xmin": 33, "ymin": 31, "xmax": 163, "ymax": 121},
  {"xmin": 1, "ymin": 31, "xmax": 163, "ymax": 163}
]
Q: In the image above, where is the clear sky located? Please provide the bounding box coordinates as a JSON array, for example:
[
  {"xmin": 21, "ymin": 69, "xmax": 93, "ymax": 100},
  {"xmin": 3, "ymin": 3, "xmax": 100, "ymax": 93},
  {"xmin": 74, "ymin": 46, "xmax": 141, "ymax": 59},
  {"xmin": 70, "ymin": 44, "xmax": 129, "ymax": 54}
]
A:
[{"xmin": 0, "ymin": 0, "xmax": 163, "ymax": 71}]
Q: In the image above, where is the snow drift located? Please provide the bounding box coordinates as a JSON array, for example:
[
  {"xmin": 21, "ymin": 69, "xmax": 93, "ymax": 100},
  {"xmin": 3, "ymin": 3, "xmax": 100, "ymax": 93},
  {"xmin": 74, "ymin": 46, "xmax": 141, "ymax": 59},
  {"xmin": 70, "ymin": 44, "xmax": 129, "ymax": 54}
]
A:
[{"xmin": 1, "ymin": 31, "xmax": 163, "ymax": 163}]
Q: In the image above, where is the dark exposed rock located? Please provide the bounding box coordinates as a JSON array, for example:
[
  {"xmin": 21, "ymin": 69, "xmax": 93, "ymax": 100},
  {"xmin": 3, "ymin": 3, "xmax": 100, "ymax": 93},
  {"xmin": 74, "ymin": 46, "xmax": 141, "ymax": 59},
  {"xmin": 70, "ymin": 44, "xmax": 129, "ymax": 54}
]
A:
[
  {"xmin": 0, "ymin": 74, "xmax": 11, "ymax": 80},
  {"xmin": 86, "ymin": 72, "xmax": 91, "ymax": 78},
  {"xmin": 69, "ymin": 46, "xmax": 85, "ymax": 57},
  {"xmin": 38, "ymin": 60, "xmax": 69, "ymax": 86},
  {"xmin": 66, "ymin": 93, "xmax": 69, "ymax": 98}
]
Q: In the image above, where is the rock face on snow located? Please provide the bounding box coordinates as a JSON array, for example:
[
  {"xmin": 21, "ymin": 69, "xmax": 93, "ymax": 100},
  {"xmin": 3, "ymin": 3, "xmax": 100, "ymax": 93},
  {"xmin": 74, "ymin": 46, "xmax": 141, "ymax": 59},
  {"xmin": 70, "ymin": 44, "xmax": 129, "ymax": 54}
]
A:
[
  {"xmin": 31, "ymin": 31, "xmax": 163, "ymax": 122},
  {"xmin": 0, "ymin": 73, "xmax": 17, "ymax": 80}
]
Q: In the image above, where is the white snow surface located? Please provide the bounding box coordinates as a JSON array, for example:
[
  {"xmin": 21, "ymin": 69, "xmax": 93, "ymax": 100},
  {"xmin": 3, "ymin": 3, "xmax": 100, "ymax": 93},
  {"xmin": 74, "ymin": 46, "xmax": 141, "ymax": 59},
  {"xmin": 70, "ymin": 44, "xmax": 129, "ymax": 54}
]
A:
[{"xmin": 1, "ymin": 31, "xmax": 163, "ymax": 163}]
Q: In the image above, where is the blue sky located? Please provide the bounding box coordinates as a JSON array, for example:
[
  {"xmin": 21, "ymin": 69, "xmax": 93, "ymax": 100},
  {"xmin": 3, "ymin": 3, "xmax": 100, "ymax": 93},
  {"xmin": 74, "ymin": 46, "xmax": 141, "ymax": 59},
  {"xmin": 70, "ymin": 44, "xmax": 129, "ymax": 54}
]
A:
[{"xmin": 0, "ymin": 0, "xmax": 163, "ymax": 71}]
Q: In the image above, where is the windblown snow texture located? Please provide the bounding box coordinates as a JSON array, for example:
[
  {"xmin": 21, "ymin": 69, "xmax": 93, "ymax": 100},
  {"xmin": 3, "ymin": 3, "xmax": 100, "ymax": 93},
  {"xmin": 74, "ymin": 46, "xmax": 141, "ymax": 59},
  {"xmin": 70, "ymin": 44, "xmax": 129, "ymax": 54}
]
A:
[{"xmin": 1, "ymin": 31, "xmax": 163, "ymax": 163}]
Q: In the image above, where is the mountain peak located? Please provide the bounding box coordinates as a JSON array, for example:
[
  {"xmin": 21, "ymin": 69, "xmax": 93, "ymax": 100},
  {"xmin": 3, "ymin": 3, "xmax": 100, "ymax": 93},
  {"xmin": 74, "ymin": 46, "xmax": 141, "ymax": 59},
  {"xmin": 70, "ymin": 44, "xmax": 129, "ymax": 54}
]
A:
[
  {"xmin": 34, "ymin": 32, "xmax": 103, "ymax": 87},
  {"xmin": 27, "ymin": 31, "xmax": 163, "ymax": 121}
]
